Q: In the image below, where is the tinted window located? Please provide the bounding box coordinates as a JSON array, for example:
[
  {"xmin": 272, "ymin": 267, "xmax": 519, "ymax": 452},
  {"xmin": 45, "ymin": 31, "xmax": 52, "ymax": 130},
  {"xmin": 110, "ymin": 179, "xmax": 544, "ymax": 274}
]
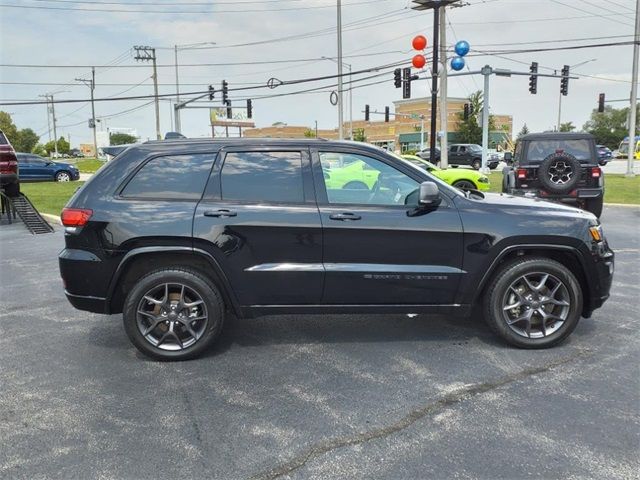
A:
[
  {"xmin": 122, "ymin": 153, "xmax": 215, "ymax": 199},
  {"xmin": 526, "ymin": 139, "xmax": 592, "ymax": 161},
  {"xmin": 220, "ymin": 151, "xmax": 304, "ymax": 203},
  {"xmin": 319, "ymin": 152, "xmax": 418, "ymax": 206}
]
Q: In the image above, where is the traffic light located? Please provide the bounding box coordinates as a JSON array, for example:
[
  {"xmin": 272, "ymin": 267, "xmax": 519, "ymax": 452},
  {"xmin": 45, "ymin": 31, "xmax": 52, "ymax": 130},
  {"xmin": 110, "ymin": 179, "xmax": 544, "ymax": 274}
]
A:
[
  {"xmin": 226, "ymin": 100, "xmax": 232, "ymax": 119},
  {"xmin": 598, "ymin": 93, "xmax": 605, "ymax": 113},
  {"xmin": 247, "ymin": 99, "xmax": 253, "ymax": 118},
  {"xmin": 364, "ymin": 104, "xmax": 370, "ymax": 122},
  {"xmin": 402, "ymin": 67, "xmax": 411, "ymax": 99},
  {"xmin": 208, "ymin": 85, "xmax": 215, "ymax": 101},
  {"xmin": 394, "ymin": 68, "xmax": 402, "ymax": 88},
  {"xmin": 560, "ymin": 65, "xmax": 569, "ymax": 96},
  {"xmin": 463, "ymin": 103, "xmax": 470, "ymax": 121},
  {"xmin": 528, "ymin": 62, "xmax": 538, "ymax": 95},
  {"xmin": 222, "ymin": 80, "xmax": 229, "ymax": 103},
  {"xmin": 384, "ymin": 106, "xmax": 390, "ymax": 123}
]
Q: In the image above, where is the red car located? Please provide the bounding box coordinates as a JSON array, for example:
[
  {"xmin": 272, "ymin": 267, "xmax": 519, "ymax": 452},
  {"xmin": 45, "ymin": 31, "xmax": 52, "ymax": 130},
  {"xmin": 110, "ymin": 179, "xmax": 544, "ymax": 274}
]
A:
[{"xmin": 0, "ymin": 129, "xmax": 20, "ymax": 196}]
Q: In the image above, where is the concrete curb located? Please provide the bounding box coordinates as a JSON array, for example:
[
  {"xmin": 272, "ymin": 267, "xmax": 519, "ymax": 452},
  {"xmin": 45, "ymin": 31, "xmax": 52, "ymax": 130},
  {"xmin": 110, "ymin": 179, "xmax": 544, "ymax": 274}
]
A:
[
  {"xmin": 41, "ymin": 213, "xmax": 62, "ymax": 225},
  {"xmin": 604, "ymin": 203, "xmax": 640, "ymax": 208}
]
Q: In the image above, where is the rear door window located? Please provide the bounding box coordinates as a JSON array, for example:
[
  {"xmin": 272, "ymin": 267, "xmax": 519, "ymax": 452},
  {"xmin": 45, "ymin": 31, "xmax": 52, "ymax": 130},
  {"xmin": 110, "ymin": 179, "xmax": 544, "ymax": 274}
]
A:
[
  {"xmin": 526, "ymin": 139, "xmax": 592, "ymax": 161},
  {"xmin": 121, "ymin": 153, "xmax": 216, "ymax": 200},
  {"xmin": 220, "ymin": 151, "xmax": 304, "ymax": 203}
]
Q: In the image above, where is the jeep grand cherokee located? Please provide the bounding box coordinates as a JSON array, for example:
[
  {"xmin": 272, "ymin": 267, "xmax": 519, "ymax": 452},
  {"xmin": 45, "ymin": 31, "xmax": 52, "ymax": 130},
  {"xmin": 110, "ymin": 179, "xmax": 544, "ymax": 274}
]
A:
[{"xmin": 59, "ymin": 139, "xmax": 614, "ymax": 360}]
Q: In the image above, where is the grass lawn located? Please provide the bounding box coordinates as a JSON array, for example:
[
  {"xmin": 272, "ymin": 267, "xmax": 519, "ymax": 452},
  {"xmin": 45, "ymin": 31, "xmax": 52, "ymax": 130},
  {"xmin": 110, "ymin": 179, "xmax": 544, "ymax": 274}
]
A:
[
  {"xmin": 69, "ymin": 158, "xmax": 104, "ymax": 173},
  {"xmin": 488, "ymin": 172, "xmax": 639, "ymax": 204},
  {"xmin": 20, "ymin": 182, "xmax": 85, "ymax": 216}
]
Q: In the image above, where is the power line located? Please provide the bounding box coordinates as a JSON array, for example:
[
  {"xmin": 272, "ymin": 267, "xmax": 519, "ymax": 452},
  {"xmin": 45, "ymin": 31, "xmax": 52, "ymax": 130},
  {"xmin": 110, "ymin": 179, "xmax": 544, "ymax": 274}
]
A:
[
  {"xmin": 0, "ymin": 0, "xmax": 393, "ymax": 14},
  {"xmin": 548, "ymin": 0, "xmax": 634, "ymax": 27}
]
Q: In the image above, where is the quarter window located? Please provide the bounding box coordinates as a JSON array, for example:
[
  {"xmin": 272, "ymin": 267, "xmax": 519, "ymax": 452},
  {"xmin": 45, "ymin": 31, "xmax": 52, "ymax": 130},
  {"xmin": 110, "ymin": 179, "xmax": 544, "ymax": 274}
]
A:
[
  {"xmin": 319, "ymin": 152, "xmax": 418, "ymax": 206},
  {"xmin": 220, "ymin": 151, "xmax": 304, "ymax": 203},
  {"xmin": 121, "ymin": 153, "xmax": 215, "ymax": 199}
]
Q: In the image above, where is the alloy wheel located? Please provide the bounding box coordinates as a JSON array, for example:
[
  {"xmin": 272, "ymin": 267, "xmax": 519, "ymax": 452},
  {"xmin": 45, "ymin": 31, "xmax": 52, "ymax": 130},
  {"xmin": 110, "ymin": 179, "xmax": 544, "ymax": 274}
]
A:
[
  {"xmin": 548, "ymin": 161, "xmax": 573, "ymax": 185},
  {"xmin": 136, "ymin": 283, "xmax": 208, "ymax": 351},
  {"xmin": 56, "ymin": 172, "xmax": 71, "ymax": 182},
  {"xmin": 501, "ymin": 272, "xmax": 571, "ymax": 339}
]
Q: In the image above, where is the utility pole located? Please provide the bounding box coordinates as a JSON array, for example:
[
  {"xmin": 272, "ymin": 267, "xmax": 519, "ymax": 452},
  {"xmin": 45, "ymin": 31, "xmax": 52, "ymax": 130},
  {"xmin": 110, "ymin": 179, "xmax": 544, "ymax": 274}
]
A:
[
  {"xmin": 174, "ymin": 45, "xmax": 181, "ymax": 133},
  {"xmin": 439, "ymin": 6, "xmax": 449, "ymax": 167},
  {"xmin": 134, "ymin": 46, "xmax": 161, "ymax": 140},
  {"xmin": 430, "ymin": 6, "xmax": 440, "ymax": 164},
  {"xmin": 627, "ymin": 0, "xmax": 639, "ymax": 177},
  {"xmin": 76, "ymin": 67, "xmax": 98, "ymax": 159},
  {"xmin": 336, "ymin": 0, "xmax": 344, "ymax": 140},
  {"xmin": 481, "ymin": 65, "xmax": 492, "ymax": 174},
  {"xmin": 39, "ymin": 95, "xmax": 52, "ymax": 143},
  {"xmin": 50, "ymin": 95, "xmax": 59, "ymax": 158}
]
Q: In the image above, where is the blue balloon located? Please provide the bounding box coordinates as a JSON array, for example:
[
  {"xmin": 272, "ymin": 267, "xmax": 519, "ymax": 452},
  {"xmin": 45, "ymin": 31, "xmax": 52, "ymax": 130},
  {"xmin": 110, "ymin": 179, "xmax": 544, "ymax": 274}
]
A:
[
  {"xmin": 451, "ymin": 56, "xmax": 465, "ymax": 71},
  {"xmin": 455, "ymin": 40, "xmax": 470, "ymax": 57}
]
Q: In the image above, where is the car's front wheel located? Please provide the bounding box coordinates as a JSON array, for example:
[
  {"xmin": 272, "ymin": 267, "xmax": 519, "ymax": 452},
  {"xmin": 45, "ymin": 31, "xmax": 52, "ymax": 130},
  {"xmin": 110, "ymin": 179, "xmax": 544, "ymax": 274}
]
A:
[
  {"xmin": 55, "ymin": 171, "xmax": 71, "ymax": 182},
  {"xmin": 452, "ymin": 179, "xmax": 476, "ymax": 191},
  {"xmin": 472, "ymin": 159, "xmax": 481, "ymax": 170},
  {"xmin": 123, "ymin": 268, "xmax": 225, "ymax": 360},
  {"xmin": 484, "ymin": 257, "xmax": 582, "ymax": 348}
]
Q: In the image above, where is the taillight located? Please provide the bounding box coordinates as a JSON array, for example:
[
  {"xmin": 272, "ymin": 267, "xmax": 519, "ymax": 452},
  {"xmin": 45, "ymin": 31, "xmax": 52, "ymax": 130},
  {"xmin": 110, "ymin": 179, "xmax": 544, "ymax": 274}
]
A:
[
  {"xmin": 591, "ymin": 167, "xmax": 601, "ymax": 178},
  {"xmin": 517, "ymin": 168, "xmax": 527, "ymax": 179},
  {"xmin": 61, "ymin": 208, "xmax": 93, "ymax": 227}
]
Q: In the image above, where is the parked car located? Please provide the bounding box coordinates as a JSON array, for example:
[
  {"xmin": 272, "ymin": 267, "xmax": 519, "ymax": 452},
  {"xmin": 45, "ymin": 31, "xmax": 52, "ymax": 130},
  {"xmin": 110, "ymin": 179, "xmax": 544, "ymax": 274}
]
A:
[
  {"xmin": 0, "ymin": 129, "xmax": 20, "ymax": 196},
  {"xmin": 402, "ymin": 154, "xmax": 490, "ymax": 191},
  {"xmin": 416, "ymin": 146, "xmax": 441, "ymax": 162},
  {"xmin": 502, "ymin": 132, "xmax": 604, "ymax": 217},
  {"xmin": 596, "ymin": 145, "xmax": 612, "ymax": 166},
  {"xmin": 16, "ymin": 153, "xmax": 80, "ymax": 182},
  {"xmin": 417, "ymin": 144, "xmax": 499, "ymax": 170},
  {"xmin": 69, "ymin": 149, "xmax": 85, "ymax": 158},
  {"xmin": 59, "ymin": 138, "xmax": 614, "ymax": 360}
]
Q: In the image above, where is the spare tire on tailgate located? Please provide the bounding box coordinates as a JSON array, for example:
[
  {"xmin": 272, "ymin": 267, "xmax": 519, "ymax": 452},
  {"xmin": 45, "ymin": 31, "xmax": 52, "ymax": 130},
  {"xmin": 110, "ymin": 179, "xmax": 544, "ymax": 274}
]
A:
[{"xmin": 538, "ymin": 152, "xmax": 581, "ymax": 194}]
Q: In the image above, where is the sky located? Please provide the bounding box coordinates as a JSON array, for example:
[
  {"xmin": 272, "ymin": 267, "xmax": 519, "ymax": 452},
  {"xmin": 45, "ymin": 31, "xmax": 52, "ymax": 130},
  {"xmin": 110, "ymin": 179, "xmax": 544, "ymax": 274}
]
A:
[{"xmin": 0, "ymin": 0, "xmax": 637, "ymax": 147}]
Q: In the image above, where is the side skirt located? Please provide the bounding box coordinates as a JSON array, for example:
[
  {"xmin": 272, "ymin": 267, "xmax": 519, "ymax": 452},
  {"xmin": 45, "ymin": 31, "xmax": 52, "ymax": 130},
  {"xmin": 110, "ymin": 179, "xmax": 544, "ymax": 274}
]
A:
[{"xmin": 241, "ymin": 304, "xmax": 471, "ymax": 318}]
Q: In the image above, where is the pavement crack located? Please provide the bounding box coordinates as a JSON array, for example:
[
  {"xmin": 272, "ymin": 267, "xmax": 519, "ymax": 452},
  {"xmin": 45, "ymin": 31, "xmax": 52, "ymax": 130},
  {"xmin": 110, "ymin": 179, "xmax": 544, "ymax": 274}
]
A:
[{"xmin": 249, "ymin": 350, "xmax": 590, "ymax": 480}]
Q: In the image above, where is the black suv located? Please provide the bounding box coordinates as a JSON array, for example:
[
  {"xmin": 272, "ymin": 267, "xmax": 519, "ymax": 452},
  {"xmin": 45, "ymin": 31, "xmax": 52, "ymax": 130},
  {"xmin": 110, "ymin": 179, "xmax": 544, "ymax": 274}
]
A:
[
  {"xmin": 59, "ymin": 139, "xmax": 614, "ymax": 360},
  {"xmin": 502, "ymin": 132, "xmax": 604, "ymax": 217},
  {"xmin": 417, "ymin": 144, "xmax": 499, "ymax": 170}
]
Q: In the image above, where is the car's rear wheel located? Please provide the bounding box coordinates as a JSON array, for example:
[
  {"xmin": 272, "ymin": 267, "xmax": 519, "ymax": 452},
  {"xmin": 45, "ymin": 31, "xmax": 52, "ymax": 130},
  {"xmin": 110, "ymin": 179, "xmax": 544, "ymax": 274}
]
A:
[
  {"xmin": 123, "ymin": 268, "xmax": 224, "ymax": 360},
  {"xmin": 483, "ymin": 257, "xmax": 582, "ymax": 349},
  {"xmin": 55, "ymin": 171, "xmax": 71, "ymax": 182},
  {"xmin": 343, "ymin": 181, "xmax": 369, "ymax": 190},
  {"xmin": 452, "ymin": 179, "xmax": 476, "ymax": 191}
]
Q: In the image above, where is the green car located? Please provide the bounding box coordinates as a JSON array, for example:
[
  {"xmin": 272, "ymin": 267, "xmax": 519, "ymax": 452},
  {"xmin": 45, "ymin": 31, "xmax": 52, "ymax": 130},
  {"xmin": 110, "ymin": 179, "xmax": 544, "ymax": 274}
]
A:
[{"xmin": 401, "ymin": 154, "xmax": 490, "ymax": 191}]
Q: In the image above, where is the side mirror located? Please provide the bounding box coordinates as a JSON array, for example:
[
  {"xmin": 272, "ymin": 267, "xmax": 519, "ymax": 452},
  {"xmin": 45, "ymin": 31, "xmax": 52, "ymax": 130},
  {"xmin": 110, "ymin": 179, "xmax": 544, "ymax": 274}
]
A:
[
  {"xmin": 503, "ymin": 152, "xmax": 513, "ymax": 164},
  {"xmin": 419, "ymin": 181, "xmax": 441, "ymax": 207}
]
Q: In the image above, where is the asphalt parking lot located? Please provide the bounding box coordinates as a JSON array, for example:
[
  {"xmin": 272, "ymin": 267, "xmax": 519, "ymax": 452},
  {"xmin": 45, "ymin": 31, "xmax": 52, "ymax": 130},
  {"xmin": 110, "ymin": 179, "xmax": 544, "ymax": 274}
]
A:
[{"xmin": 0, "ymin": 206, "xmax": 638, "ymax": 479}]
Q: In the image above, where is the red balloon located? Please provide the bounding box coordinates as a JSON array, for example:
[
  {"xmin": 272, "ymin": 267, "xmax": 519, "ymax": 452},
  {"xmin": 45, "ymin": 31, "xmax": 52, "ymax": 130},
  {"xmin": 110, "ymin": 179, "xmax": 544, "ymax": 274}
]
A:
[
  {"xmin": 412, "ymin": 35, "xmax": 427, "ymax": 51},
  {"xmin": 412, "ymin": 54, "xmax": 426, "ymax": 69}
]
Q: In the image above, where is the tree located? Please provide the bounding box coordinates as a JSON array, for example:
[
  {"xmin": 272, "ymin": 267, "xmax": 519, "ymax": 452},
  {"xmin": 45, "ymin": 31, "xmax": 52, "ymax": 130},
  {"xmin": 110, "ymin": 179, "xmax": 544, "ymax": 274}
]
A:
[
  {"xmin": 44, "ymin": 136, "xmax": 70, "ymax": 155},
  {"xmin": 32, "ymin": 143, "xmax": 46, "ymax": 156},
  {"xmin": 0, "ymin": 111, "xmax": 18, "ymax": 143},
  {"xmin": 352, "ymin": 128, "xmax": 367, "ymax": 142},
  {"xmin": 455, "ymin": 90, "xmax": 495, "ymax": 144},
  {"xmin": 583, "ymin": 105, "xmax": 639, "ymax": 149},
  {"xmin": 14, "ymin": 128, "xmax": 40, "ymax": 153},
  {"xmin": 516, "ymin": 123, "xmax": 530, "ymax": 140},
  {"xmin": 110, "ymin": 132, "xmax": 138, "ymax": 145},
  {"xmin": 559, "ymin": 121, "xmax": 576, "ymax": 132},
  {"xmin": 303, "ymin": 128, "xmax": 316, "ymax": 138}
]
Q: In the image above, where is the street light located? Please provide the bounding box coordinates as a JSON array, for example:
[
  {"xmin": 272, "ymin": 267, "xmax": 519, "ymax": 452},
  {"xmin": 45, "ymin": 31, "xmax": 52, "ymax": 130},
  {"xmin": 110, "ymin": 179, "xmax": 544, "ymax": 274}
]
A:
[
  {"xmin": 174, "ymin": 41, "xmax": 216, "ymax": 132},
  {"xmin": 322, "ymin": 56, "xmax": 353, "ymax": 140},
  {"xmin": 557, "ymin": 58, "xmax": 596, "ymax": 130}
]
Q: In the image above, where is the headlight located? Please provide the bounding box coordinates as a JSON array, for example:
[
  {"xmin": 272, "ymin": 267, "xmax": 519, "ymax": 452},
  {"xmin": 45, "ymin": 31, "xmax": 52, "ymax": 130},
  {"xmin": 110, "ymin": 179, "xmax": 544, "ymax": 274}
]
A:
[
  {"xmin": 477, "ymin": 176, "xmax": 489, "ymax": 183},
  {"xmin": 589, "ymin": 225, "xmax": 603, "ymax": 242}
]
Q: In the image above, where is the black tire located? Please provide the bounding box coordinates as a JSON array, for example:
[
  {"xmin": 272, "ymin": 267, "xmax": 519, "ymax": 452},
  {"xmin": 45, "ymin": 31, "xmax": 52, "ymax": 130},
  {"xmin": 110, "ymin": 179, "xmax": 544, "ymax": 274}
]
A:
[
  {"xmin": 472, "ymin": 159, "xmax": 481, "ymax": 170},
  {"xmin": 538, "ymin": 153, "xmax": 582, "ymax": 194},
  {"xmin": 55, "ymin": 171, "xmax": 71, "ymax": 182},
  {"xmin": 585, "ymin": 196, "xmax": 603, "ymax": 218},
  {"xmin": 453, "ymin": 179, "xmax": 477, "ymax": 191},
  {"xmin": 483, "ymin": 257, "xmax": 583, "ymax": 349},
  {"xmin": 343, "ymin": 181, "xmax": 369, "ymax": 190},
  {"xmin": 123, "ymin": 267, "xmax": 225, "ymax": 361}
]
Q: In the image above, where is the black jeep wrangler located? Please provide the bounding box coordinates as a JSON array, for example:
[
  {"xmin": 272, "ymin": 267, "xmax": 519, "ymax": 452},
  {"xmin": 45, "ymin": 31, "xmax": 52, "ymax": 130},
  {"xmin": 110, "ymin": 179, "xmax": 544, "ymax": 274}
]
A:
[{"xmin": 502, "ymin": 132, "xmax": 604, "ymax": 217}]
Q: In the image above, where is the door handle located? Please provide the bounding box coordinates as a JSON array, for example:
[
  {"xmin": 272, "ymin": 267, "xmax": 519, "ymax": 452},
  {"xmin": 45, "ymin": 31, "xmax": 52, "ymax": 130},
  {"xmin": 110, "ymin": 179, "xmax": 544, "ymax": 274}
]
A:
[
  {"xmin": 329, "ymin": 212, "xmax": 361, "ymax": 221},
  {"xmin": 204, "ymin": 209, "xmax": 237, "ymax": 218}
]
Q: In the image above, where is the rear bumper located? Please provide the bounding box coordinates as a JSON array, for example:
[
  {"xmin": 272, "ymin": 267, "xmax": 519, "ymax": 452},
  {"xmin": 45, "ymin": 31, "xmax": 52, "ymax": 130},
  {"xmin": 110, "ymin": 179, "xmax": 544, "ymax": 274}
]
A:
[
  {"xmin": 64, "ymin": 290, "xmax": 108, "ymax": 314},
  {"xmin": 59, "ymin": 247, "xmax": 113, "ymax": 313}
]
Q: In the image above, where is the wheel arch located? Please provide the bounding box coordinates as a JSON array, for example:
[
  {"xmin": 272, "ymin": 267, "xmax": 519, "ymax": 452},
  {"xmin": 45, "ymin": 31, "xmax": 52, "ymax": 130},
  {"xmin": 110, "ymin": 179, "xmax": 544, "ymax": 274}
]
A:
[
  {"xmin": 106, "ymin": 247, "xmax": 241, "ymax": 317},
  {"xmin": 473, "ymin": 244, "xmax": 591, "ymax": 317}
]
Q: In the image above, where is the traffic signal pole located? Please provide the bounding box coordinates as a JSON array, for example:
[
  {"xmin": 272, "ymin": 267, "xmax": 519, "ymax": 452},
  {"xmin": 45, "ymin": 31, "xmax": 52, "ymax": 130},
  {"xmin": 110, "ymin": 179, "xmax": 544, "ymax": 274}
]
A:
[
  {"xmin": 439, "ymin": 7, "xmax": 449, "ymax": 168},
  {"xmin": 627, "ymin": 0, "xmax": 639, "ymax": 177},
  {"xmin": 429, "ymin": 6, "xmax": 440, "ymax": 165}
]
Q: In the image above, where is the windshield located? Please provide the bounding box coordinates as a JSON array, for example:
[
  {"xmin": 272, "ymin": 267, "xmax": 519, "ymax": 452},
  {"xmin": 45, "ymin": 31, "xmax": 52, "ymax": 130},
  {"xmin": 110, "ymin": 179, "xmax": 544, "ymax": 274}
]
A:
[
  {"xmin": 618, "ymin": 142, "xmax": 629, "ymax": 154},
  {"xmin": 468, "ymin": 144, "xmax": 482, "ymax": 152},
  {"xmin": 526, "ymin": 139, "xmax": 592, "ymax": 161}
]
